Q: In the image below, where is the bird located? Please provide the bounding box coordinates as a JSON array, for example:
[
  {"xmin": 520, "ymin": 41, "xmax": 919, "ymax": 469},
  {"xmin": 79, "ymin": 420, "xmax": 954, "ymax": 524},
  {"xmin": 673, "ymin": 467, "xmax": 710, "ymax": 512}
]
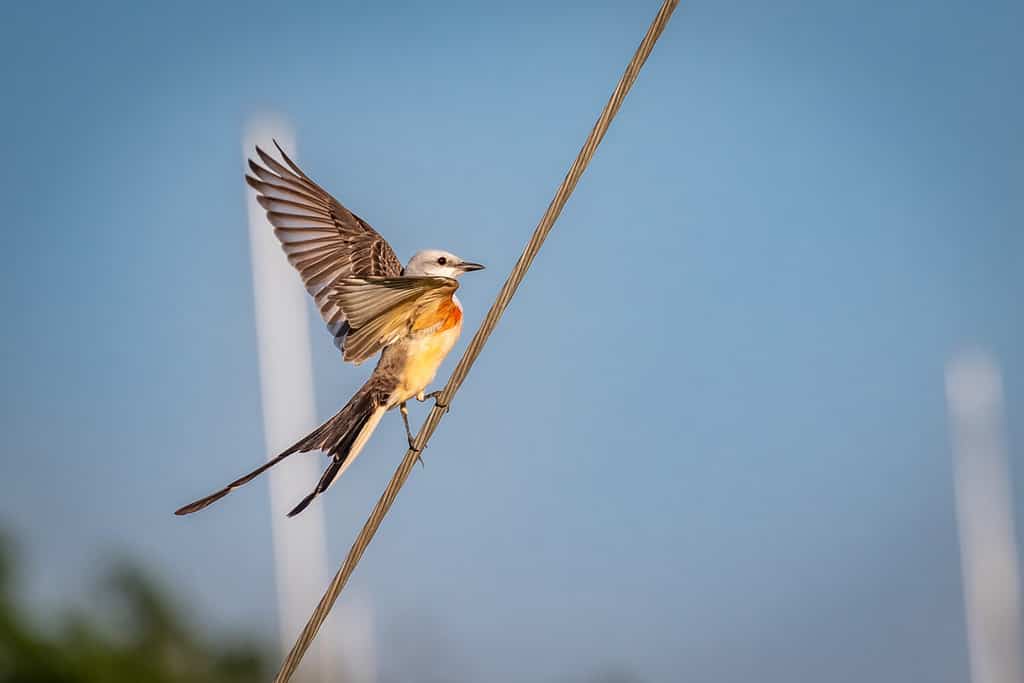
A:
[{"xmin": 175, "ymin": 142, "xmax": 484, "ymax": 518}]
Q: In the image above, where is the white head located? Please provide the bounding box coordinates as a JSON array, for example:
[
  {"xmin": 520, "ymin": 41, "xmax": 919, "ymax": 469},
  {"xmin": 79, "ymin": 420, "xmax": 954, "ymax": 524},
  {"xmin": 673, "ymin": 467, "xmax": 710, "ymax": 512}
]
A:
[{"xmin": 404, "ymin": 249, "xmax": 485, "ymax": 278}]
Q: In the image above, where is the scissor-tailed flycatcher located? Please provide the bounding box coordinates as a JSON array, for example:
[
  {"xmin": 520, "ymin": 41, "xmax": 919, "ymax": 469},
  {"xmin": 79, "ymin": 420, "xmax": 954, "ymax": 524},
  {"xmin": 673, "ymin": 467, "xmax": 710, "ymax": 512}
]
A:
[{"xmin": 176, "ymin": 143, "xmax": 484, "ymax": 518}]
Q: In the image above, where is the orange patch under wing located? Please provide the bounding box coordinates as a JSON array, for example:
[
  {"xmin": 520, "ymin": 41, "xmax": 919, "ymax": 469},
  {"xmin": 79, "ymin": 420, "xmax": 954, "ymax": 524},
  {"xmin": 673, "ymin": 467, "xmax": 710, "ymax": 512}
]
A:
[{"xmin": 413, "ymin": 296, "xmax": 462, "ymax": 333}]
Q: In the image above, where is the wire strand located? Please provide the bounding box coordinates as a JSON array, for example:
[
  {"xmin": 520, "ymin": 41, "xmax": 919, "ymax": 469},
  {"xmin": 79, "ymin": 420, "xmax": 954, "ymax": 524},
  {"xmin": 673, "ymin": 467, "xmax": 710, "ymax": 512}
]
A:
[{"xmin": 273, "ymin": 2, "xmax": 680, "ymax": 680}]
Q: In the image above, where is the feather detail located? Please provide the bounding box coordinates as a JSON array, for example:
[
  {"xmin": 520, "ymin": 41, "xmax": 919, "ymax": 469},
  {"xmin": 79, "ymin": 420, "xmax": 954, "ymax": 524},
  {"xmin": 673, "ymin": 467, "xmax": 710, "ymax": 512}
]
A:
[
  {"xmin": 245, "ymin": 143, "xmax": 403, "ymax": 355},
  {"xmin": 330, "ymin": 276, "xmax": 459, "ymax": 365}
]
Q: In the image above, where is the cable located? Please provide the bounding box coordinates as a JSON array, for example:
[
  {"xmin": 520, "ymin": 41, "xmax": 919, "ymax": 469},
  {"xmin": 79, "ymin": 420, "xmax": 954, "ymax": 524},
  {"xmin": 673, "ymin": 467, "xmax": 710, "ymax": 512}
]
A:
[{"xmin": 273, "ymin": 2, "xmax": 680, "ymax": 679}]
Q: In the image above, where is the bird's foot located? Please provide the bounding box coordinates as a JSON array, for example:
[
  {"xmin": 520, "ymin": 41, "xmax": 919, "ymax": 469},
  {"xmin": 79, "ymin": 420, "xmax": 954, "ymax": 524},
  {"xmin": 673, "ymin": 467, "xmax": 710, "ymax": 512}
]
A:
[
  {"xmin": 407, "ymin": 438, "xmax": 426, "ymax": 468},
  {"xmin": 418, "ymin": 390, "xmax": 450, "ymax": 414},
  {"xmin": 400, "ymin": 401, "xmax": 426, "ymax": 467}
]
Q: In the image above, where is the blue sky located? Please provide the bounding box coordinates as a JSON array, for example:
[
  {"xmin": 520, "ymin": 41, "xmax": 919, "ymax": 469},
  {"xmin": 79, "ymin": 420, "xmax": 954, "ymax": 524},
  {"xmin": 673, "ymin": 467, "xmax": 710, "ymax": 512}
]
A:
[{"xmin": 1, "ymin": 1, "xmax": 1022, "ymax": 681}]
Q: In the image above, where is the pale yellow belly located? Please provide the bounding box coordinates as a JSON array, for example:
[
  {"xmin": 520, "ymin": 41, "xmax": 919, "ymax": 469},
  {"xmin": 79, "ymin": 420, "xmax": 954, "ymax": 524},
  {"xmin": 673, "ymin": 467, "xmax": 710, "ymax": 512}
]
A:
[{"xmin": 394, "ymin": 323, "xmax": 462, "ymax": 403}]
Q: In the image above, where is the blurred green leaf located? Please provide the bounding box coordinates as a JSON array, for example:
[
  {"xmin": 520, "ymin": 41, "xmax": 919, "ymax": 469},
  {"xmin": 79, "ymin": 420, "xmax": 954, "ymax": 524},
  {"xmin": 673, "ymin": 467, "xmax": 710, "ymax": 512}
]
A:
[{"xmin": 0, "ymin": 531, "xmax": 269, "ymax": 683}]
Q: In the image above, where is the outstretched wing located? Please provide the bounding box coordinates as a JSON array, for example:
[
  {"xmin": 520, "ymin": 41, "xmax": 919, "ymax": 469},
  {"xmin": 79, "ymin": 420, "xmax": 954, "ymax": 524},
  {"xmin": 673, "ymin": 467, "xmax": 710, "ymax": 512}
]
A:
[
  {"xmin": 332, "ymin": 276, "xmax": 459, "ymax": 364},
  {"xmin": 245, "ymin": 142, "xmax": 403, "ymax": 353}
]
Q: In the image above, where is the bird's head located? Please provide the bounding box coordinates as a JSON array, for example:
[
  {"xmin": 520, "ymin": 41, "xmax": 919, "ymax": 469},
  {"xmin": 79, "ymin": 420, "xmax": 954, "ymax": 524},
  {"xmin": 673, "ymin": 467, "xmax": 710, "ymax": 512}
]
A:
[{"xmin": 404, "ymin": 249, "xmax": 485, "ymax": 278}]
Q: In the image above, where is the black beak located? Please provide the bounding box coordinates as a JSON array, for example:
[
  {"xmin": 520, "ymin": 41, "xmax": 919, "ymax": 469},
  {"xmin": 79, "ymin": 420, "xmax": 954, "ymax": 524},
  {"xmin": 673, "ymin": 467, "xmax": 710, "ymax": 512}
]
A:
[{"xmin": 458, "ymin": 261, "xmax": 485, "ymax": 272}]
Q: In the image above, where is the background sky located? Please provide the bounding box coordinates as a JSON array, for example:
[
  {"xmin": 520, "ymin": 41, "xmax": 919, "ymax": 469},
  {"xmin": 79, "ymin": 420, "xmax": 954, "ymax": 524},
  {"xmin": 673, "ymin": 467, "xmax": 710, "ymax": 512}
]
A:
[{"xmin": 2, "ymin": 1, "xmax": 1022, "ymax": 681}]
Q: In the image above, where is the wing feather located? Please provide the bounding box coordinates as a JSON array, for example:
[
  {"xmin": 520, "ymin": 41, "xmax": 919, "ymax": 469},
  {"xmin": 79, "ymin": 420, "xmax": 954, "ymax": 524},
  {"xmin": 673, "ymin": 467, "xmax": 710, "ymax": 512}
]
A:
[
  {"xmin": 331, "ymin": 277, "xmax": 458, "ymax": 364},
  {"xmin": 245, "ymin": 142, "xmax": 404, "ymax": 357}
]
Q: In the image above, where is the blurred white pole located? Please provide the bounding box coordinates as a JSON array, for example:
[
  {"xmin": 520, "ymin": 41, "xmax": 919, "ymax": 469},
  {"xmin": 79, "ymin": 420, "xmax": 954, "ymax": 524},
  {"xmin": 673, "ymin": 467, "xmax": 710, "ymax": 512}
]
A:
[
  {"xmin": 946, "ymin": 350, "xmax": 1022, "ymax": 683},
  {"xmin": 244, "ymin": 118, "xmax": 336, "ymax": 682}
]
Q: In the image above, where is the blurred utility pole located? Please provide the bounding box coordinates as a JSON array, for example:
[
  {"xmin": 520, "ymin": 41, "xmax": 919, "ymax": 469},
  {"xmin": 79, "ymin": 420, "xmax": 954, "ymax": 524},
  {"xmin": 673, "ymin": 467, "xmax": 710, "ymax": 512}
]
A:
[
  {"xmin": 946, "ymin": 350, "xmax": 1022, "ymax": 683},
  {"xmin": 244, "ymin": 119, "xmax": 337, "ymax": 683}
]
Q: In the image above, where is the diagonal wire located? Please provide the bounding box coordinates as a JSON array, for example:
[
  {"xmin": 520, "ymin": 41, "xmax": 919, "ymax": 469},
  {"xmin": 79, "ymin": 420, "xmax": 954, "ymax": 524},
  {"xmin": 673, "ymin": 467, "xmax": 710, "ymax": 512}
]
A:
[{"xmin": 273, "ymin": 2, "xmax": 680, "ymax": 680}]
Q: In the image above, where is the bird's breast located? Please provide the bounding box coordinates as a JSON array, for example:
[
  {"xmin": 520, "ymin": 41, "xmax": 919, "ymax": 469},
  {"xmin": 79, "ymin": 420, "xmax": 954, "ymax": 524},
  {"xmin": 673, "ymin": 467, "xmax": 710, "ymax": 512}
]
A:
[
  {"xmin": 397, "ymin": 296, "xmax": 463, "ymax": 401},
  {"xmin": 412, "ymin": 296, "xmax": 463, "ymax": 333}
]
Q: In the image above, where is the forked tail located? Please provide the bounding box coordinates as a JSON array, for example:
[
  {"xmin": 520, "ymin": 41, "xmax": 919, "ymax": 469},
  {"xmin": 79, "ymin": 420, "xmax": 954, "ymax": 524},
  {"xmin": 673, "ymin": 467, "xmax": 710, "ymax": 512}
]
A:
[{"xmin": 174, "ymin": 383, "xmax": 387, "ymax": 517}]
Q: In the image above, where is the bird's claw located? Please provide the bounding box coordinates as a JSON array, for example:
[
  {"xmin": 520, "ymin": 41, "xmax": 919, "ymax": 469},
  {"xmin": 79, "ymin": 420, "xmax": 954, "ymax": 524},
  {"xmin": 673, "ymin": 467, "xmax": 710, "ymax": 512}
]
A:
[
  {"xmin": 420, "ymin": 391, "xmax": 450, "ymax": 414},
  {"xmin": 406, "ymin": 438, "xmax": 426, "ymax": 467},
  {"xmin": 416, "ymin": 390, "xmax": 451, "ymax": 414}
]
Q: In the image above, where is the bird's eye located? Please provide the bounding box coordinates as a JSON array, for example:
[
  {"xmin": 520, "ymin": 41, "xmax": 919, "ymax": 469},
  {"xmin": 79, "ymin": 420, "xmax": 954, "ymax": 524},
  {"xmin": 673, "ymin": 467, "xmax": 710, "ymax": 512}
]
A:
[{"xmin": 437, "ymin": 257, "xmax": 447, "ymax": 265}]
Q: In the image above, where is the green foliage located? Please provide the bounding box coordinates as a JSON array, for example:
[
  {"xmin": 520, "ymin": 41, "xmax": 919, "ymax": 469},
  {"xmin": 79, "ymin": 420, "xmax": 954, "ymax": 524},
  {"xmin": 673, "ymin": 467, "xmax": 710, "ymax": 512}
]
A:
[{"xmin": 0, "ymin": 532, "xmax": 268, "ymax": 683}]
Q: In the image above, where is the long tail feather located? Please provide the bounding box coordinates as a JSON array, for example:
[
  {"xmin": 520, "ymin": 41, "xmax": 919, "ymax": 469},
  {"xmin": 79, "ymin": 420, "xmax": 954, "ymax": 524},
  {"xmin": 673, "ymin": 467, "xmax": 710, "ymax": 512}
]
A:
[
  {"xmin": 174, "ymin": 447, "xmax": 299, "ymax": 515},
  {"xmin": 175, "ymin": 383, "xmax": 385, "ymax": 516},
  {"xmin": 287, "ymin": 403, "xmax": 386, "ymax": 517},
  {"xmin": 286, "ymin": 457, "xmax": 344, "ymax": 518}
]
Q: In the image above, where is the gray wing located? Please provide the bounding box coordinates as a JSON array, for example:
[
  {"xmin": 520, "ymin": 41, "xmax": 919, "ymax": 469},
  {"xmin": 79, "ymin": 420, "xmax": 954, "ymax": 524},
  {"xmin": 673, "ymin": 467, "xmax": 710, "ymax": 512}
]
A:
[
  {"xmin": 245, "ymin": 142, "xmax": 403, "ymax": 353},
  {"xmin": 331, "ymin": 276, "xmax": 459, "ymax": 365}
]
